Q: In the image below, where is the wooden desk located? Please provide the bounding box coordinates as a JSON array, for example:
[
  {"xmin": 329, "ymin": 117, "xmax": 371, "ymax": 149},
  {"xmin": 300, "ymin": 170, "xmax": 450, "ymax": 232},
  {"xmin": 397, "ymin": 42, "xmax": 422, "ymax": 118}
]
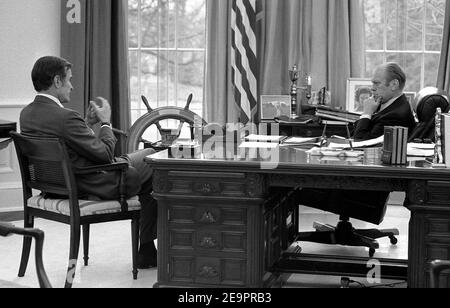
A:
[
  {"xmin": 146, "ymin": 145, "xmax": 450, "ymax": 288},
  {"xmin": 0, "ymin": 120, "xmax": 16, "ymax": 150}
]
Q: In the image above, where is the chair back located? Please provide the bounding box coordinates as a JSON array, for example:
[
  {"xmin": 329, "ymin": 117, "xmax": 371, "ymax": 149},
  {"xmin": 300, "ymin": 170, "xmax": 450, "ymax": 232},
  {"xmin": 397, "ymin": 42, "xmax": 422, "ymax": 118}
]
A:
[
  {"xmin": 10, "ymin": 132, "xmax": 79, "ymax": 208},
  {"xmin": 409, "ymin": 88, "xmax": 450, "ymax": 142}
]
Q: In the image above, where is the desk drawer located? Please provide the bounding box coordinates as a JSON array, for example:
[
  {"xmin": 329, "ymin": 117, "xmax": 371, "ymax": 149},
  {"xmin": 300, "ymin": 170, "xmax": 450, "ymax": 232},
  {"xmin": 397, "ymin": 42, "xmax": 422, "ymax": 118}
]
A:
[
  {"xmin": 169, "ymin": 256, "xmax": 247, "ymax": 286},
  {"xmin": 169, "ymin": 228, "xmax": 247, "ymax": 253},
  {"xmin": 169, "ymin": 205, "xmax": 247, "ymax": 227},
  {"xmin": 166, "ymin": 171, "xmax": 247, "ymax": 197}
]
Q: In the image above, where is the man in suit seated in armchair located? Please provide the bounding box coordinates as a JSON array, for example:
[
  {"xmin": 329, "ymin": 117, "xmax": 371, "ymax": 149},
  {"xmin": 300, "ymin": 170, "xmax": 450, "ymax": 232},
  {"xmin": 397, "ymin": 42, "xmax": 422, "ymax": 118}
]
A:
[
  {"xmin": 297, "ymin": 62, "xmax": 416, "ymax": 249},
  {"xmin": 20, "ymin": 56, "xmax": 157, "ymax": 269}
]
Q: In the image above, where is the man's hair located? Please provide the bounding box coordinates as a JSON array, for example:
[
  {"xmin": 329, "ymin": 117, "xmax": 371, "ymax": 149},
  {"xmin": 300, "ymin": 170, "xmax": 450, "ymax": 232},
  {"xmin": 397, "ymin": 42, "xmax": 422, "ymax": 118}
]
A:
[
  {"xmin": 383, "ymin": 62, "xmax": 406, "ymax": 90},
  {"xmin": 32, "ymin": 56, "xmax": 72, "ymax": 92}
]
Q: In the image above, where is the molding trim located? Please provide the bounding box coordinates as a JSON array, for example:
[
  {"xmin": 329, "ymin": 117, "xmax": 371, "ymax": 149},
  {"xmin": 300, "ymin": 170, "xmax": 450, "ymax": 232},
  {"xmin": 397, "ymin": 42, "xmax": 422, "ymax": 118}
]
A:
[
  {"xmin": 0, "ymin": 182, "xmax": 22, "ymax": 190},
  {"xmin": 0, "ymin": 207, "xmax": 23, "ymax": 214}
]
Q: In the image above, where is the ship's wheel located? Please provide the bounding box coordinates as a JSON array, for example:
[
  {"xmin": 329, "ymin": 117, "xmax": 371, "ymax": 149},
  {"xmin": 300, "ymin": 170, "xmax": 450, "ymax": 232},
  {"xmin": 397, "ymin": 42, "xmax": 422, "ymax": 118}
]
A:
[{"xmin": 126, "ymin": 94, "xmax": 207, "ymax": 153}]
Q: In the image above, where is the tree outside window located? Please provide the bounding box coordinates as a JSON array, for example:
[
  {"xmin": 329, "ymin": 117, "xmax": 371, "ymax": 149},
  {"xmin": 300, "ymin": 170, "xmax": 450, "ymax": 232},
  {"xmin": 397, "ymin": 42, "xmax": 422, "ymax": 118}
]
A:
[
  {"xmin": 128, "ymin": 0, "xmax": 206, "ymax": 132},
  {"xmin": 364, "ymin": 0, "xmax": 445, "ymax": 93}
]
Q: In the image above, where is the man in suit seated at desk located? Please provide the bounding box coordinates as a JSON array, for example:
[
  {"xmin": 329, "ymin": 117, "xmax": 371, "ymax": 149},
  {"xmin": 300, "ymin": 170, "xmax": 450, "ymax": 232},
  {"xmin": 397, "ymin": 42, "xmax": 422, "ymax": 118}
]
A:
[
  {"xmin": 353, "ymin": 62, "xmax": 416, "ymax": 141},
  {"xmin": 299, "ymin": 62, "xmax": 416, "ymax": 237},
  {"xmin": 20, "ymin": 56, "xmax": 157, "ymax": 269}
]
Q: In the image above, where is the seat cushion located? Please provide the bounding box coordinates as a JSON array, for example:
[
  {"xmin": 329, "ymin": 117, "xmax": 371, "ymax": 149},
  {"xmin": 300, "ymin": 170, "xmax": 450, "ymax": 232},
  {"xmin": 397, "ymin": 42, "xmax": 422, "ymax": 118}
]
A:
[{"xmin": 27, "ymin": 196, "xmax": 141, "ymax": 217}]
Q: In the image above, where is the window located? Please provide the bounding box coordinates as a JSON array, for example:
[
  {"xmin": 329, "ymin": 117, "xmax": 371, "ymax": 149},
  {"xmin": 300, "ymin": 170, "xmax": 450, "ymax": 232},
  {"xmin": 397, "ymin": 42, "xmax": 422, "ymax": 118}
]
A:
[
  {"xmin": 128, "ymin": 0, "xmax": 206, "ymax": 134},
  {"xmin": 363, "ymin": 0, "xmax": 446, "ymax": 92}
]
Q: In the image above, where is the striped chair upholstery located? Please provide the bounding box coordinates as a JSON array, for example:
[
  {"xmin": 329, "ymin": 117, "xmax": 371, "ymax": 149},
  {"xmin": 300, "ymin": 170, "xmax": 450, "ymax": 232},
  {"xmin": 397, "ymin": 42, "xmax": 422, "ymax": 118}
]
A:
[{"xmin": 28, "ymin": 196, "xmax": 141, "ymax": 217}]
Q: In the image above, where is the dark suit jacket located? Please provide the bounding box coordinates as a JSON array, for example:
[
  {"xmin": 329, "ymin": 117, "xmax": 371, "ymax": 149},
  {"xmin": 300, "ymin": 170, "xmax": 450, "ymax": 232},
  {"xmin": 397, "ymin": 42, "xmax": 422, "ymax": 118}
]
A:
[
  {"xmin": 20, "ymin": 96, "xmax": 140, "ymax": 199},
  {"xmin": 353, "ymin": 94, "xmax": 416, "ymax": 141}
]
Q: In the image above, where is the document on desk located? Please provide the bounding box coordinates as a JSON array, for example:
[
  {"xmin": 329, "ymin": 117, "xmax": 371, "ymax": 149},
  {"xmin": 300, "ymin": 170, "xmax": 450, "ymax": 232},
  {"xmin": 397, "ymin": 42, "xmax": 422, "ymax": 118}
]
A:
[
  {"xmin": 239, "ymin": 142, "xmax": 279, "ymax": 149},
  {"xmin": 244, "ymin": 134, "xmax": 287, "ymax": 143},
  {"xmin": 328, "ymin": 135, "xmax": 385, "ymax": 149},
  {"xmin": 407, "ymin": 143, "xmax": 435, "ymax": 157},
  {"xmin": 283, "ymin": 137, "xmax": 319, "ymax": 144}
]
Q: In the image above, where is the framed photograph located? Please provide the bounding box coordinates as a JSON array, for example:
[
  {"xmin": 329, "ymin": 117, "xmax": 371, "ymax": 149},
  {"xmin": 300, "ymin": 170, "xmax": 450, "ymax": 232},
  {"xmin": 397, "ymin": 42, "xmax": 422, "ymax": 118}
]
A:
[
  {"xmin": 260, "ymin": 95, "xmax": 291, "ymax": 120},
  {"xmin": 404, "ymin": 92, "xmax": 416, "ymax": 107},
  {"xmin": 346, "ymin": 78, "xmax": 373, "ymax": 114}
]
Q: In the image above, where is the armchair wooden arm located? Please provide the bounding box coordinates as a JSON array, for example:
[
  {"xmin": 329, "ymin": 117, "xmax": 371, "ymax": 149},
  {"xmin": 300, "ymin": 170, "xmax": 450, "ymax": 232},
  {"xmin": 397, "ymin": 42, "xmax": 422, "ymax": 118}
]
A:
[
  {"xmin": 74, "ymin": 162, "xmax": 129, "ymax": 175},
  {"xmin": 0, "ymin": 222, "xmax": 52, "ymax": 288}
]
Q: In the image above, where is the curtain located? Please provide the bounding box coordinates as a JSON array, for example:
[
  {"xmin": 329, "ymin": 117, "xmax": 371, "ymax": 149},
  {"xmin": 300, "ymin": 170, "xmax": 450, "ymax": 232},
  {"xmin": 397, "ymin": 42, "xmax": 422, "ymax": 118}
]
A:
[
  {"xmin": 437, "ymin": 0, "xmax": 450, "ymax": 93},
  {"xmin": 204, "ymin": 0, "xmax": 236, "ymax": 125},
  {"xmin": 61, "ymin": 0, "xmax": 130, "ymax": 154},
  {"xmin": 259, "ymin": 0, "xmax": 366, "ymax": 110}
]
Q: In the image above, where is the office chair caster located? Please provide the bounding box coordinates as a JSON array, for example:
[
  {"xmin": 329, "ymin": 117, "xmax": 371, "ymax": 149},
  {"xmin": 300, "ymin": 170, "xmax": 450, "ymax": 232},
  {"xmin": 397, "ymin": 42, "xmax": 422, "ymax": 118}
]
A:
[
  {"xmin": 126, "ymin": 94, "xmax": 206, "ymax": 153},
  {"xmin": 389, "ymin": 236, "xmax": 398, "ymax": 245}
]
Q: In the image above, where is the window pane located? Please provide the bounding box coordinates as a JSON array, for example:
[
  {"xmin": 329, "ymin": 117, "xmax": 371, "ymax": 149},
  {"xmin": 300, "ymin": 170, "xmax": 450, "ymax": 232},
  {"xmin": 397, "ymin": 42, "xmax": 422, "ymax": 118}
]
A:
[
  {"xmin": 424, "ymin": 53, "xmax": 440, "ymax": 86},
  {"xmin": 177, "ymin": 0, "xmax": 206, "ymax": 49},
  {"xmin": 141, "ymin": 0, "xmax": 159, "ymax": 48},
  {"xmin": 177, "ymin": 51, "xmax": 204, "ymax": 114},
  {"xmin": 364, "ymin": 0, "xmax": 445, "ymax": 90},
  {"xmin": 365, "ymin": 52, "xmax": 384, "ymax": 76},
  {"xmin": 129, "ymin": 0, "xmax": 139, "ymax": 48},
  {"xmin": 405, "ymin": 0, "xmax": 424, "ymax": 51},
  {"xmin": 129, "ymin": 51, "xmax": 140, "ymax": 110},
  {"xmin": 143, "ymin": 0, "xmax": 177, "ymax": 49},
  {"xmin": 425, "ymin": 0, "xmax": 445, "ymax": 51},
  {"xmin": 364, "ymin": 0, "xmax": 385, "ymax": 50}
]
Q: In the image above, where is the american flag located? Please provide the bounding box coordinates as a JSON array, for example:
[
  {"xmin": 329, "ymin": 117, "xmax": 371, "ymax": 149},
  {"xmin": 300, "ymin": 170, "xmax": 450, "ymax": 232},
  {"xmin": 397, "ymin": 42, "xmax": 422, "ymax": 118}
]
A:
[{"xmin": 231, "ymin": 0, "xmax": 258, "ymax": 124}]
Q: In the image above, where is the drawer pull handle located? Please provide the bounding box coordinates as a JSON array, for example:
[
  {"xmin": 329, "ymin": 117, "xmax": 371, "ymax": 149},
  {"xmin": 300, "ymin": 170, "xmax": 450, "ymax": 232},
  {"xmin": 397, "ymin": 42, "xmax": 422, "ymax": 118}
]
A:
[
  {"xmin": 200, "ymin": 237, "xmax": 217, "ymax": 248},
  {"xmin": 201, "ymin": 183, "xmax": 213, "ymax": 194},
  {"xmin": 200, "ymin": 212, "xmax": 217, "ymax": 224},
  {"xmin": 198, "ymin": 266, "xmax": 219, "ymax": 279}
]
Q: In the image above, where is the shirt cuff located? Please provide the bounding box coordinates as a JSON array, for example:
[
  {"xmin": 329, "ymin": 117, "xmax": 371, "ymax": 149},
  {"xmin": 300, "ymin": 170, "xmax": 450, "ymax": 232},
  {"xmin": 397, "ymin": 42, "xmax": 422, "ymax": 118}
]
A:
[{"xmin": 360, "ymin": 114, "xmax": 372, "ymax": 120}]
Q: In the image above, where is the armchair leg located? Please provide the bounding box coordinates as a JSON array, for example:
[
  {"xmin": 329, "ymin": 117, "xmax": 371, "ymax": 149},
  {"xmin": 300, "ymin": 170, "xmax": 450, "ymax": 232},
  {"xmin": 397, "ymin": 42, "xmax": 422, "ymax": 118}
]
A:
[
  {"xmin": 131, "ymin": 218, "xmax": 139, "ymax": 280},
  {"xmin": 82, "ymin": 225, "xmax": 90, "ymax": 266},
  {"xmin": 65, "ymin": 224, "xmax": 81, "ymax": 288},
  {"xmin": 18, "ymin": 215, "xmax": 34, "ymax": 277}
]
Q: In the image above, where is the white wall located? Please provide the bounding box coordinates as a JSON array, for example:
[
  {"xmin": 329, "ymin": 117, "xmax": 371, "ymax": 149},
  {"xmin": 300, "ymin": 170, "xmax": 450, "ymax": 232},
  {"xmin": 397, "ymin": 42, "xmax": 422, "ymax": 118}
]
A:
[{"xmin": 0, "ymin": 0, "xmax": 61, "ymax": 212}]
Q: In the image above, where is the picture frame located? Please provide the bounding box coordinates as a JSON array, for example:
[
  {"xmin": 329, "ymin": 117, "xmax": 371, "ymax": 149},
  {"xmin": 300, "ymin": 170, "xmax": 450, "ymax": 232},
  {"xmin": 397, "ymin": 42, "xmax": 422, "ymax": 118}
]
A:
[
  {"xmin": 260, "ymin": 95, "xmax": 291, "ymax": 120},
  {"xmin": 346, "ymin": 78, "xmax": 373, "ymax": 114}
]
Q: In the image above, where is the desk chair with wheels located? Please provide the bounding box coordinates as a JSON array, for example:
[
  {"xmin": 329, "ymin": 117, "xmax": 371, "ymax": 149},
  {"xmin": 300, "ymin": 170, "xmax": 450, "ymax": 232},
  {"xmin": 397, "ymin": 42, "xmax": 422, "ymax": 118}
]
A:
[
  {"xmin": 10, "ymin": 132, "xmax": 141, "ymax": 288},
  {"xmin": 296, "ymin": 89, "xmax": 450, "ymax": 258},
  {"xmin": 0, "ymin": 222, "xmax": 51, "ymax": 288},
  {"xmin": 296, "ymin": 189, "xmax": 397, "ymax": 258},
  {"xmin": 409, "ymin": 87, "xmax": 450, "ymax": 143}
]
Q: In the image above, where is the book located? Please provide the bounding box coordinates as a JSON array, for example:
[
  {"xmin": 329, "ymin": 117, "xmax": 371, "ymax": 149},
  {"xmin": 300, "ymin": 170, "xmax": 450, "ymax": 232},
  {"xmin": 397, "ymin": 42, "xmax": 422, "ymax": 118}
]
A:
[{"xmin": 382, "ymin": 126, "xmax": 408, "ymax": 165}]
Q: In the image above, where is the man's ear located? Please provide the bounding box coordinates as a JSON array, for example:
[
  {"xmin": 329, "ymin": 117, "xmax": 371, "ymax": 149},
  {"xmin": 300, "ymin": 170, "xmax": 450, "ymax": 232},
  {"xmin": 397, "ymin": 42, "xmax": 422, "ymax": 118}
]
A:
[
  {"xmin": 390, "ymin": 79, "xmax": 400, "ymax": 90},
  {"xmin": 54, "ymin": 75, "xmax": 62, "ymax": 89}
]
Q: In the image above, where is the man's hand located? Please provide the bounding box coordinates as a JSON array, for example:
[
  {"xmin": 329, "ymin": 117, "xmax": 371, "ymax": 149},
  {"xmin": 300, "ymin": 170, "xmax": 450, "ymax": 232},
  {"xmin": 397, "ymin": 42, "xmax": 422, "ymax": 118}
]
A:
[
  {"xmin": 85, "ymin": 105, "xmax": 99, "ymax": 128},
  {"xmin": 89, "ymin": 97, "xmax": 111, "ymax": 124},
  {"xmin": 362, "ymin": 96, "xmax": 381, "ymax": 117}
]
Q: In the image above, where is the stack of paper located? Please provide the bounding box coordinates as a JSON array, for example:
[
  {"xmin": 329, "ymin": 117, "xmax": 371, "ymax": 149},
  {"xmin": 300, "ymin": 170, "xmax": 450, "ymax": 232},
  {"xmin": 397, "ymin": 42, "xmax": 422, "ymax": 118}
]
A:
[{"xmin": 407, "ymin": 143, "xmax": 435, "ymax": 157}]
